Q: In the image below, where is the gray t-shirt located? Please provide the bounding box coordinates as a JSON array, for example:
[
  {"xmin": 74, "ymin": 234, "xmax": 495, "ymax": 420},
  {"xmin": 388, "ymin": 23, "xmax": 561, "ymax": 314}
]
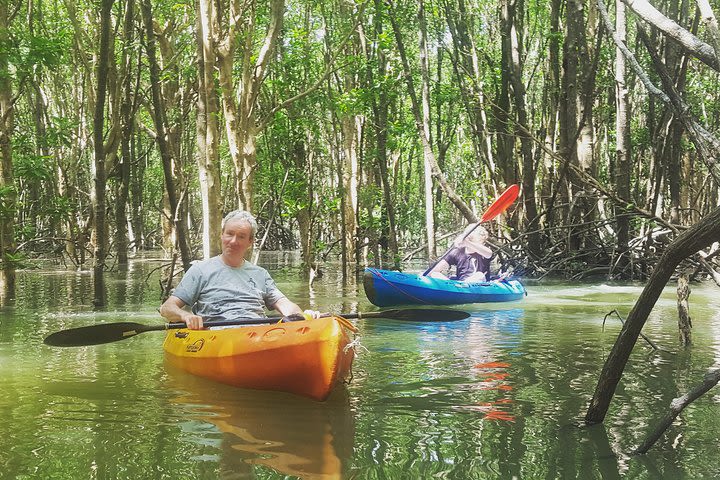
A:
[{"xmin": 171, "ymin": 256, "xmax": 287, "ymax": 321}]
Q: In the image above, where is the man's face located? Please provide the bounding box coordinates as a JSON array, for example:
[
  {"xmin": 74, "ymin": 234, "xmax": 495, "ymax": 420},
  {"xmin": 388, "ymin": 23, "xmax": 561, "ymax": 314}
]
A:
[{"xmin": 221, "ymin": 219, "xmax": 254, "ymax": 259}]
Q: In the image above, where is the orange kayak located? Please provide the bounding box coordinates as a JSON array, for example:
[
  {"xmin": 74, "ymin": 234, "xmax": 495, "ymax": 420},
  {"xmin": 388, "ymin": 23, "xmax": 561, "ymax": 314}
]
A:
[{"xmin": 163, "ymin": 316, "xmax": 356, "ymax": 401}]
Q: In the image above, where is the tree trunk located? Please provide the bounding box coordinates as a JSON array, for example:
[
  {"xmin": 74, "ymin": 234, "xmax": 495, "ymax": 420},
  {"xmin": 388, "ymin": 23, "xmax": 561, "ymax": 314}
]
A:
[
  {"xmin": 614, "ymin": 0, "xmax": 631, "ymax": 274},
  {"xmin": 91, "ymin": 0, "xmax": 114, "ymax": 307},
  {"xmin": 585, "ymin": 205, "xmax": 720, "ymax": 425},
  {"xmin": 388, "ymin": 1, "xmax": 477, "ymax": 225},
  {"xmin": 676, "ymin": 272, "xmax": 692, "ymax": 345},
  {"xmin": 140, "ymin": 0, "xmax": 193, "ymax": 271},
  {"xmin": 502, "ymin": 0, "xmax": 540, "ymax": 257},
  {"xmin": 540, "ymin": 0, "xmax": 561, "ymax": 229},
  {"xmin": 196, "ymin": 0, "xmax": 222, "ymax": 258},
  {"xmin": 294, "ymin": 133, "xmax": 316, "ymax": 279},
  {"xmin": 340, "ymin": 114, "xmax": 359, "ymax": 279},
  {"xmin": 0, "ymin": 0, "xmax": 15, "ymax": 300},
  {"xmin": 562, "ymin": 0, "xmax": 596, "ymax": 252},
  {"xmin": 419, "ymin": 0, "xmax": 436, "ymax": 259},
  {"xmin": 130, "ymin": 133, "xmax": 146, "ymax": 251},
  {"xmin": 697, "ymin": 0, "xmax": 720, "ymax": 64},
  {"xmin": 217, "ymin": 0, "xmax": 284, "ymax": 212},
  {"xmin": 370, "ymin": 0, "xmax": 398, "ymax": 267},
  {"xmin": 634, "ymin": 369, "xmax": 720, "ymax": 454},
  {"xmin": 444, "ymin": 0, "xmax": 498, "ymax": 188},
  {"xmin": 116, "ymin": 0, "xmax": 136, "ymax": 267},
  {"xmin": 622, "ymin": 0, "xmax": 719, "ymax": 70},
  {"xmin": 497, "ymin": 1, "xmax": 515, "ymax": 189}
]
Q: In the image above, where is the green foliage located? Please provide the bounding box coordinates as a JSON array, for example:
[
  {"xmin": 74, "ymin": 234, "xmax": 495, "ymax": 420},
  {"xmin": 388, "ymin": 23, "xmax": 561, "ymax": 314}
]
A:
[
  {"xmin": 45, "ymin": 116, "xmax": 77, "ymax": 148},
  {"xmin": 0, "ymin": 0, "xmax": 716, "ymax": 282},
  {"xmin": 335, "ymin": 86, "xmax": 368, "ymax": 115},
  {"xmin": 14, "ymin": 154, "xmax": 53, "ymax": 182},
  {"xmin": 45, "ymin": 195, "xmax": 74, "ymax": 221},
  {"xmin": 0, "ymin": 185, "xmax": 16, "ymax": 218},
  {"xmin": 0, "ymin": 251, "xmax": 27, "ymax": 270},
  {"xmin": 7, "ymin": 28, "xmax": 70, "ymax": 79}
]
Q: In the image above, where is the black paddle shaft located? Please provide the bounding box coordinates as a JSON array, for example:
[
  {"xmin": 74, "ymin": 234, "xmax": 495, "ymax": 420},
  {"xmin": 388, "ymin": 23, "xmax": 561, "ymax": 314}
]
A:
[{"xmin": 43, "ymin": 308, "xmax": 470, "ymax": 347}]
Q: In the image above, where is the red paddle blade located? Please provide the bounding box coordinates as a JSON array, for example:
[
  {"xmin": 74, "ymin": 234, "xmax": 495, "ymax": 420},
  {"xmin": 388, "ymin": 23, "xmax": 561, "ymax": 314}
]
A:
[{"xmin": 480, "ymin": 184, "xmax": 519, "ymax": 223}]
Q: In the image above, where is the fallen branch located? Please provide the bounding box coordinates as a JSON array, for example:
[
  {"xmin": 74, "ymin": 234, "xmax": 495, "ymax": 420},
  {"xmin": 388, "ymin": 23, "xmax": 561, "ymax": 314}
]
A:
[
  {"xmin": 603, "ymin": 310, "xmax": 660, "ymax": 351},
  {"xmin": 634, "ymin": 369, "xmax": 720, "ymax": 454}
]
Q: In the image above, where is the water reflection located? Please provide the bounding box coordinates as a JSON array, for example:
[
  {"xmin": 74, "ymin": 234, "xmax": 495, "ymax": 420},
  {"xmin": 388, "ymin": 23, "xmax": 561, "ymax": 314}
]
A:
[
  {"xmin": 164, "ymin": 366, "xmax": 355, "ymax": 479},
  {"xmin": 8, "ymin": 262, "xmax": 720, "ymax": 479}
]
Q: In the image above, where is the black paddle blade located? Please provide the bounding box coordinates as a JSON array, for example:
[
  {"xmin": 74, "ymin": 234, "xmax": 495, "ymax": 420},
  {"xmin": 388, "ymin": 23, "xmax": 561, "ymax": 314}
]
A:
[
  {"xmin": 43, "ymin": 322, "xmax": 163, "ymax": 347},
  {"xmin": 369, "ymin": 308, "xmax": 470, "ymax": 322}
]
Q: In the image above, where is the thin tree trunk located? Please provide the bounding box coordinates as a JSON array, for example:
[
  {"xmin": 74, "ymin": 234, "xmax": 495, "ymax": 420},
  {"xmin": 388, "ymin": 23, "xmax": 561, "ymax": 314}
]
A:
[
  {"xmin": 130, "ymin": 132, "xmax": 146, "ymax": 250},
  {"xmin": 140, "ymin": 0, "xmax": 193, "ymax": 271},
  {"xmin": 676, "ymin": 272, "xmax": 692, "ymax": 345},
  {"xmin": 541, "ymin": 0, "xmax": 561, "ymax": 228},
  {"xmin": 295, "ymin": 132, "xmax": 316, "ymax": 279},
  {"xmin": 562, "ymin": 0, "xmax": 596, "ymax": 252},
  {"xmin": 0, "ymin": 0, "xmax": 16, "ymax": 300},
  {"xmin": 116, "ymin": 0, "xmax": 136, "ymax": 267},
  {"xmin": 196, "ymin": 0, "xmax": 222, "ymax": 258},
  {"xmin": 370, "ymin": 0, "xmax": 398, "ymax": 267},
  {"xmin": 697, "ymin": 0, "xmax": 720, "ymax": 63},
  {"xmin": 91, "ymin": 0, "xmax": 114, "ymax": 306},
  {"xmin": 217, "ymin": 0, "xmax": 284, "ymax": 212},
  {"xmin": 387, "ymin": 1, "xmax": 477, "ymax": 225},
  {"xmin": 615, "ymin": 0, "xmax": 631, "ymax": 274},
  {"xmin": 502, "ymin": 0, "xmax": 540, "ymax": 256},
  {"xmin": 444, "ymin": 0, "xmax": 498, "ymax": 189},
  {"xmin": 622, "ymin": 0, "xmax": 719, "ymax": 70},
  {"xmin": 634, "ymin": 369, "xmax": 720, "ymax": 454},
  {"xmin": 419, "ymin": 0, "xmax": 436, "ymax": 259},
  {"xmin": 340, "ymin": 71, "xmax": 360, "ymax": 278},
  {"xmin": 340, "ymin": 115, "xmax": 359, "ymax": 279},
  {"xmin": 335, "ymin": 0, "xmax": 360, "ymax": 280},
  {"xmin": 497, "ymin": 1, "xmax": 515, "ymax": 189}
]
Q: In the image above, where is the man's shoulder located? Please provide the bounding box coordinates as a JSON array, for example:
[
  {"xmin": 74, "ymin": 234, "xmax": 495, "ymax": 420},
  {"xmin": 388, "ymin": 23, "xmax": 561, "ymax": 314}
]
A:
[
  {"xmin": 184, "ymin": 256, "xmax": 223, "ymax": 275},
  {"xmin": 243, "ymin": 261, "xmax": 271, "ymax": 276}
]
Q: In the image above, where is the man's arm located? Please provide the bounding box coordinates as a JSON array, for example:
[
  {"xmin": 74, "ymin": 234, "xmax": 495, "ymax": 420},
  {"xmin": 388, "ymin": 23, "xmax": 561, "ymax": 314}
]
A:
[
  {"xmin": 160, "ymin": 295, "xmax": 204, "ymax": 329},
  {"xmin": 272, "ymin": 297, "xmax": 320, "ymax": 319},
  {"xmin": 427, "ymin": 259, "xmax": 451, "ymax": 279},
  {"xmin": 464, "ymin": 240, "xmax": 492, "ymax": 258}
]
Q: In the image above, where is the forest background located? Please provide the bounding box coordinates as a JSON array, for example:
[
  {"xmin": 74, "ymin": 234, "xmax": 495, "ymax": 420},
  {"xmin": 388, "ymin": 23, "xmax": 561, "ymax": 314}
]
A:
[{"xmin": 1, "ymin": 0, "xmax": 720, "ymax": 307}]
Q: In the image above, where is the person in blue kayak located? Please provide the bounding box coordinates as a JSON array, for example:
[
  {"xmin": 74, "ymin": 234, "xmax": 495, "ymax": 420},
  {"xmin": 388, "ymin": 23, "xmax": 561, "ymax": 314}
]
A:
[
  {"xmin": 427, "ymin": 223, "xmax": 493, "ymax": 282},
  {"xmin": 160, "ymin": 210, "xmax": 319, "ymax": 330}
]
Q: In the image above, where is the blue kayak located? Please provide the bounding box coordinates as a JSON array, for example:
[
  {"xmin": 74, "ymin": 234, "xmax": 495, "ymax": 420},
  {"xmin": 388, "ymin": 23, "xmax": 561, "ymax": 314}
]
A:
[{"xmin": 363, "ymin": 268, "xmax": 526, "ymax": 307}]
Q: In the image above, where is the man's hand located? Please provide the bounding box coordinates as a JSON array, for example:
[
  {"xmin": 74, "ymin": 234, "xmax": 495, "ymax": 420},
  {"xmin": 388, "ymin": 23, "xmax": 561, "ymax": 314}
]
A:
[
  {"xmin": 281, "ymin": 313, "xmax": 305, "ymax": 323},
  {"xmin": 183, "ymin": 313, "xmax": 204, "ymax": 330},
  {"xmin": 281, "ymin": 310, "xmax": 323, "ymax": 323},
  {"xmin": 495, "ymin": 271, "xmax": 511, "ymax": 281}
]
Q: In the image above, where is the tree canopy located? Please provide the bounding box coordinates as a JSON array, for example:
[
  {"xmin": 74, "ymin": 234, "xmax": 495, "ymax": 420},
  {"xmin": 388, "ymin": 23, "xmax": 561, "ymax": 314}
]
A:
[{"xmin": 0, "ymin": 0, "xmax": 718, "ymax": 294}]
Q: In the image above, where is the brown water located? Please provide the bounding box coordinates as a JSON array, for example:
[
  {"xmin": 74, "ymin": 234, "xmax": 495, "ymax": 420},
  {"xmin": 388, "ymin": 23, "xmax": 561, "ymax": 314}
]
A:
[{"xmin": 1, "ymin": 253, "xmax": 719, "ymax": 479}]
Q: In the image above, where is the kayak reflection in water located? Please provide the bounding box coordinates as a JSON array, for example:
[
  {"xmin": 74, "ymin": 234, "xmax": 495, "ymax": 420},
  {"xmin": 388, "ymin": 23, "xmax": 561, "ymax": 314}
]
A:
[{"xmin": 166, "ymin": 370, "xmax": 355, "ymax": 478}]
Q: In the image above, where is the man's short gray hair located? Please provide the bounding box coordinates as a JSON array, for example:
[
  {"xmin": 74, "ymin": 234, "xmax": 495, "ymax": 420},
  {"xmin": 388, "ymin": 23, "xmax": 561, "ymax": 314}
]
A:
[{"xmin": 222, "ymin": 210, "xmax": 258, "ymax": 237}]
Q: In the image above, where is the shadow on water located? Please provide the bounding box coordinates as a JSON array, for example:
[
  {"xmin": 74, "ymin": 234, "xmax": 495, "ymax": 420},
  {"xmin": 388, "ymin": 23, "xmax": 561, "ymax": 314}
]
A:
[{"xmin": 162, "ymin": 364, "xmax": 355, "ymax": 479}]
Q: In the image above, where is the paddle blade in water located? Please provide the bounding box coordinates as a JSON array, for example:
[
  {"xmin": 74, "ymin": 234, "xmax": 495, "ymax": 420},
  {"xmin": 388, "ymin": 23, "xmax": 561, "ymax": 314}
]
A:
[
  {"xmin": 43, "ymin": 322, "xmax": 162, "ymax": 347},
  {"xmin": 480, "ymin": 184, "xmax": 519, "ymax": 223}
]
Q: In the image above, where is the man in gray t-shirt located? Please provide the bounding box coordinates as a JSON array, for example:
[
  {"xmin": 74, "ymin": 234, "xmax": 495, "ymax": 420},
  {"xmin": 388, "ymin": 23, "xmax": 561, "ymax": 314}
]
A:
[
  {"xmin": 160, "ymin": 210, "xmax": 318, "ymax": 329},
  {"xmin": 172, "ymin": 256, "xmax": 286, "ymax": 322}
]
